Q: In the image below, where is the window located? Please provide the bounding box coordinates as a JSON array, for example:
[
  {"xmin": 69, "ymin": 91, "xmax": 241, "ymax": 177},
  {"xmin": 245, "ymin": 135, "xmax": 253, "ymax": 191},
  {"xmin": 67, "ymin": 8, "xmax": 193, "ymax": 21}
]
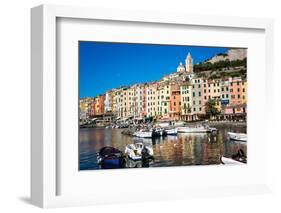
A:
[
  {"xmin": 193, "ymin": 101, "xmax": 196, "ymax": 105},
  {"xmin": 222, "ymin": 94, "xmax": 225, "ymax": 98},
  {"xmin": 174, "ymin": 102, "xmax": 176, "ymax": 106},
  {"xmin": 226, "ymin": 94, "xmax": 229, "ymax": 98},
  {"xmin": 193, "ymin": 108, "xmax": 196, "ymax": 112},
  {"xmin": 237, "ymin": 88, "xmax": 240, "ymax": 92},
  {"xmin": 199, "ymin": 92, "xmax": 201, "ymax": 96},
  {"xmin": 243, "ymin": 95, "xmax": 245, "ymax": 99},
  {"xmin": 199, "ymin": 100, "xmax": 201, "ymax": 104},
  {"xmin": 174, "ymin": 96, "xmax": 176, "ymax": 99},
  {"xmin": 199, "ymin": 107, "xmax": 201, "ymax": 111},
  {"xmin": 204, "ymin": 84, "xmax": 206, "ymax": 88},
  {"xmin": 204, "ymin": 96, "xmax": 207, "ymax": 100},
  {"xmin": 198, "ymin": 84, "xmax": 201, "ymax": 88},
  {"xmin": 243, "ymin": 88, "xmax": 245, "ymax": 92},
  {"xmin": 238, "ymin": 94, "xmax": 241, "ymax": 99},
  {"xmin": 193, "ymin": 92, "xmax": 195, "ymax": 97},
  {"xmin": 187, "ymin": 97, "xmax": 190, "ymax": 101},
  {"xmin": 208, "ymin": 89, "xmax": 210, "ymax": 93},
  {"xmin": 204, "ymin": 89, "xmax": 206, "ymax": 93},
  {"xmin": 237, "ymin": 82, "xmax": 240, "ymax": 85},
  {"xmin": 230, "ymin": 89, "xmax": 233, "ymax": 92},
  {"xmin": 214, "ymin": 89, "xmax": 216, "ymax": 93}
]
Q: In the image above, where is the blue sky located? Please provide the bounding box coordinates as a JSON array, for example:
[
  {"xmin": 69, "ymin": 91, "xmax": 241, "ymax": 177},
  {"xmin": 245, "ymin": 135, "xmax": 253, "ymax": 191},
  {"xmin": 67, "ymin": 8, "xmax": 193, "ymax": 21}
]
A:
[{"xmin": 79, "ymin": 41, "xmax": 228, "ymax": 98}]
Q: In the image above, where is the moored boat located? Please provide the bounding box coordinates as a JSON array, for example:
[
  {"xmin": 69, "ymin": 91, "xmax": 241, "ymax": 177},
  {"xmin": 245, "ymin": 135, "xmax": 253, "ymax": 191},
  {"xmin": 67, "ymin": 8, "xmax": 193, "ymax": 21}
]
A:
[
  {"xmin": 133, "ymin": 130, "xmax": 153, "ymax": 138},
  {"xmin": 97, "ymin": 146, "xmax": 126, "ymax": 169},
  {"xmin": 228, "ymin": 132, "xmax": 247, "ymax": 142},
  {"xmin": 220, "ymin": 156, "xmax": 245, "ymax": 165},
  {"xmin": 164, "ymin": 128, "xmax": 178, "ymax": 135},
  {"xmin": 124, "ymin": 142, "xmax": 154, "ymax": 161},
  {"xmin": 177, "ymin": 126, "xmax": 211, "ymax": 133}
]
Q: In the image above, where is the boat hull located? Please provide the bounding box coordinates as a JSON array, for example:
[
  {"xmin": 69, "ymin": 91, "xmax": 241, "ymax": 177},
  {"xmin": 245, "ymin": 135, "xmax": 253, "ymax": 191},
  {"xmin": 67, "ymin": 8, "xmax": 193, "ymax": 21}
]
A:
[
  {"xmin": 177, "ymin": 127, "xmax": 210, "ymax": 133},
  {"xmin": 164, "ymin": 128, "xmax": 178, "ymax": 135},
  {"xmin": 228, "ymin": 132, "xmax": 247, "ymax": 142},
  {"xmin": 133, "ymin": 131, "xmax": 153, "ymax": 138}
]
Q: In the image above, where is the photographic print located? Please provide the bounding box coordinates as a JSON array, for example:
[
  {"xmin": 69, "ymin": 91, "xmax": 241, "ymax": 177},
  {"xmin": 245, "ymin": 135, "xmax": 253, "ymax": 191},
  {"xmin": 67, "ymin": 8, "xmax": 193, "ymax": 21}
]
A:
[{"xmin": 79, "ymin": 42, "xmax": 247, "ymax": 170}]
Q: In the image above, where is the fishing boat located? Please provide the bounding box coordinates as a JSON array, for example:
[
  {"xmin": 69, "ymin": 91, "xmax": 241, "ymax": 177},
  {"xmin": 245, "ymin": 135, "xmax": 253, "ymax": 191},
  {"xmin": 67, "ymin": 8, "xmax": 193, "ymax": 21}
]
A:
[
  {"xmin": 228, "ymin": 132, "xmax": 247, "ymax": 142},
  {"xmin": 133, "ymin": 130, "xmax": 153, "ymax": 138},
  {"xmin": 124, "ymin": 142, "xmax": 154, "ymax": 161},
  {"xmin": 163, "ymin": 128, "xmax": 178, "ymax": 135},
  {"xmin": 177, "ymin": 126, "xmax": 211, "ymax": 133}
]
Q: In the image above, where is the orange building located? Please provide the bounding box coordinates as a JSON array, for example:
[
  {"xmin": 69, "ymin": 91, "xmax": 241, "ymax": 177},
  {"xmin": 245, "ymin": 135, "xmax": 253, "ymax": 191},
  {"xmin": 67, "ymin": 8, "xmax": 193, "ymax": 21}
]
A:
[
  {"xmin": 169, "ymin": 83, "xmax": 181, "ymax": 120},
  {"xmin": 229, "ymin": 77, "xmax": 247, "ymax": 105},
  {"xmin": 94, "ymin": 95, "xmax": 105, "ymax": 115}
]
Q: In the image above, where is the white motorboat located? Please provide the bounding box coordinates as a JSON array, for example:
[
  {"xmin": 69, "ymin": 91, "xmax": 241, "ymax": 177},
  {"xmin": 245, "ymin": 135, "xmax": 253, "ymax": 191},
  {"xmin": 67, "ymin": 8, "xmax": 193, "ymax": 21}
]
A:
[
  {"xmin": 208, "ymin": 127, "xmax": 217, "ymax": 132},
  {"xmin": 164, "ymin": 128, "xmax": 178, "ymax": 135},
  {"xmin": 133, "ymin": 130, "xmax": 153, "ymax": 138},
  {"xmin": 221, "ymin": 156, "xmax": 245, "ymax": 165},
  {"xmin": 124, "ymin": 142, "xmax": 154, "ymax": 161},
  {"xmin": 177, "ymin": 126, "xmax": 211, "ymax": 133},
  {"xmin": 228, "ymin": 132, "xmax": 247, "ymax": 142}
]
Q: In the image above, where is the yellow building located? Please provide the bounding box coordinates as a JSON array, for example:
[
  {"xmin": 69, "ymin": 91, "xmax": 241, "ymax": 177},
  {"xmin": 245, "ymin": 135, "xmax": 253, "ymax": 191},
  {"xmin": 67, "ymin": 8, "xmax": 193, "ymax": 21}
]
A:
[
  {"xmin": 180, "ymin": 83, "xmax": 193, "ymax": 120},
  {"xmin": 146, "ymin": 83, "xmax": 158, "ymax": 117}
]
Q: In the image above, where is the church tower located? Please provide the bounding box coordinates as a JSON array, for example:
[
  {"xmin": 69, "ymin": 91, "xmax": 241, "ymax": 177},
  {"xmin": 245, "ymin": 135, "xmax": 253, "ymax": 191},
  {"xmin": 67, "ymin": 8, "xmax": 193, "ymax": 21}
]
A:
[{"xmin": 185, "ymin": 52, "xmax": 193, "ymax": 73}]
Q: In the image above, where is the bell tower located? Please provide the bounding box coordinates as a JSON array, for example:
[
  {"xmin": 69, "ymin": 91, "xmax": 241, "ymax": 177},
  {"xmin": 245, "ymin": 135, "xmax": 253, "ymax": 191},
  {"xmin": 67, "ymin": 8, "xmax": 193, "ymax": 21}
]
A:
[{"xmin": 185, "ymin": 52, "xmax": 193, "ymax": 73}]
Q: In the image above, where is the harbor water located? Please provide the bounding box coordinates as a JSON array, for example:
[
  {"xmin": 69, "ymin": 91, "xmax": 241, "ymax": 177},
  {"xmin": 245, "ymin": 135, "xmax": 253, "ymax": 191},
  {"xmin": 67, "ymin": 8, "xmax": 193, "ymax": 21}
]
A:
[{"xmin": 79, "ymin": 126, "xmax": 247, "ymax": 170}]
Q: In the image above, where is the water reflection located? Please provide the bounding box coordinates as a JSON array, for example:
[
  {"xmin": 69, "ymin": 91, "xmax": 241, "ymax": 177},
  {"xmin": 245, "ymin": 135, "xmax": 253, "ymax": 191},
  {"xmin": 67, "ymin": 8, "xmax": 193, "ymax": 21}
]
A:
[{"xmin": 79, "ymin": 126, "xmax": 247, "ymax": 170}]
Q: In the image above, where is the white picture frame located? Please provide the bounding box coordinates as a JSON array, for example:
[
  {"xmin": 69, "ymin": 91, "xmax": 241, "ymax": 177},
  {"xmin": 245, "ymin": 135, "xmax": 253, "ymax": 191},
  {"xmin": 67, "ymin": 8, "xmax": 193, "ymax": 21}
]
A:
[{"xmin": 31, "ymin": 4, "xmax": 274, "ymax": 208}]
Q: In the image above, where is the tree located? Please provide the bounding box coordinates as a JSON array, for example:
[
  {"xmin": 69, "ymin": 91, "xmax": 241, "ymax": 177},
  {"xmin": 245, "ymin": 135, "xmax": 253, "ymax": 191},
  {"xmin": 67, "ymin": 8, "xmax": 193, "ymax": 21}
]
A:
[{"xmin": 205, "ymin": 100, "xmax": 220, "ymax": 119}]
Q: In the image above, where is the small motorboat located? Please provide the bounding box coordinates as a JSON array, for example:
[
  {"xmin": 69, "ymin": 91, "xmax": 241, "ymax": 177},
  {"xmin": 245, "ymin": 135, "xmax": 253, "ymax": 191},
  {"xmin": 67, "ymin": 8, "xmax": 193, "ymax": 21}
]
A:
[
  {"xmin": 208, "ymin": 127, "xmax": 217, "ymax": 132},
  {"xmin": 177, "ymin": 126, "xmax": 211, "ymax": 133},
  {"xmin": 228, "ymin": 132, "xmax": 247, "ymax": 142},
  {"xmin": 125, "ymin": 142, "xmax": 154, "ymax": 161},
  {"xmin": 220, "ymin": 156, "xmax": 245, "ymax": 165},
  {"xmin": 133, "ymin": 129, "xmax": 153, "ymax": 138},
  {"xmin": 97, "ymin": 146, "xmax": 126, "ymax": 169},
  {"xmin": 163, "ymin": 128, "xmax": 178, "ymax": 135}
]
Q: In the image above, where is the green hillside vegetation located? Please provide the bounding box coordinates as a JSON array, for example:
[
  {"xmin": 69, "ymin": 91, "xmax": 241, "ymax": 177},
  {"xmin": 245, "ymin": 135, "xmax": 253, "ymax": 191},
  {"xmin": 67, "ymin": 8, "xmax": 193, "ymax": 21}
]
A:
[{"xmin": 194, "ymin": 58, "xmax": 247, "ymax": 80}]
